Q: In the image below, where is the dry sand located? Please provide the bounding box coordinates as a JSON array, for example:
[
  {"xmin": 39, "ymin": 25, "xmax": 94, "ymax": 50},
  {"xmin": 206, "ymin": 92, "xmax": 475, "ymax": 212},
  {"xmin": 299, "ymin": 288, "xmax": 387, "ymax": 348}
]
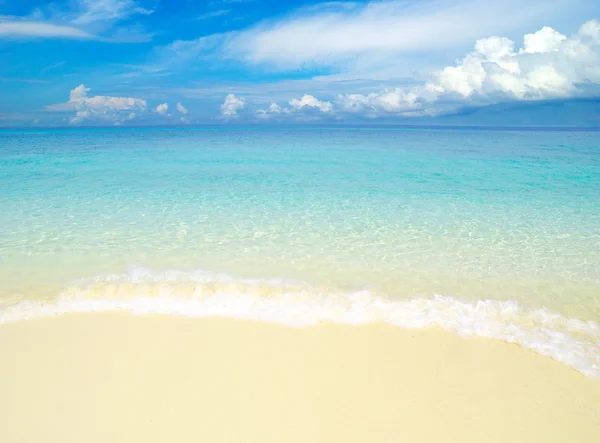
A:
[{"xmin": 1, "ymin": 313, "xmax": 599, "ymax": 443}]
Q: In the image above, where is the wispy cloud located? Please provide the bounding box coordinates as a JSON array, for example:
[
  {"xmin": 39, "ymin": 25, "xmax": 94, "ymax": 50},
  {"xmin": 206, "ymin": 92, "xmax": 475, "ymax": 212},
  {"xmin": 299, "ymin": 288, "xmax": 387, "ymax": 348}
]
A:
[
  {"xmin": 0, "ymin": 77, "xmax": 51, "ymax": 84},
  {"xmin": 40, "ymin": 61, "xmax": 67, "ymax": 74},
  {"xmin": 211, "ymin": 0, "xmax": 255, "ymax": 4},
  {"xmin": 195, "ymin": 9, "xmax": 230, "ymax": 21},
  {"xmin": 157, "ymin": 0, "xmax": 579, "ymax": 75},
  {"xmin": 0, "ymin": 19, "xmax": 95, "ymax": 39},
  {"xmin": 0, "ymin": 0, "xmax": 153, "ymax": 41},
  {"xmin": 72, "ymin": 0, "xmax": 154, "ymax": 25}
]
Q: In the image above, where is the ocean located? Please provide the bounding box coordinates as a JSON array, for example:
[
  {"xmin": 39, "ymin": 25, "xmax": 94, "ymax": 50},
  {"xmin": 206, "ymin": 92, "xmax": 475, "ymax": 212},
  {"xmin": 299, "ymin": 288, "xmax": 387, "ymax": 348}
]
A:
[{"xmin": 1, "ymin": 127, "xmax": 599, "ymax": 377}]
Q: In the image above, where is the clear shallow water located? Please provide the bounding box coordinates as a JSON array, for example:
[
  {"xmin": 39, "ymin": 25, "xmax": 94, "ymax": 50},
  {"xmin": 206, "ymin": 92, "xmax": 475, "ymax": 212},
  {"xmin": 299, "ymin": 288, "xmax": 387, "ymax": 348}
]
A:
[{"xmin": 1, "ymin": 128, "xmax": 600, "ymax": 376}]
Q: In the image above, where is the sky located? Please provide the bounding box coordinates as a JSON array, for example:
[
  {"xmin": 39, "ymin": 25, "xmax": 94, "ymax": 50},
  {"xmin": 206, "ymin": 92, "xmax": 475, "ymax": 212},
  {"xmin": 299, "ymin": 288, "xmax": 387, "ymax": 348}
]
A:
[{"xmin": 0, "ymin": 0, "xmax": 599, "ymax": 127}]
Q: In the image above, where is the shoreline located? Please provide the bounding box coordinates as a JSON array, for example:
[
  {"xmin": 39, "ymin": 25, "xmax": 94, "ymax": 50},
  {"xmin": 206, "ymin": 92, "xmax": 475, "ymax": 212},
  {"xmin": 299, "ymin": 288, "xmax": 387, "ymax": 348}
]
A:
[
  {"xmin": 2, "ymin": 280, "xmax": 599, "ymax": 380},
  {"xmin": 1, "ymin": 313, "xmax": 599, "ymax": 443}
]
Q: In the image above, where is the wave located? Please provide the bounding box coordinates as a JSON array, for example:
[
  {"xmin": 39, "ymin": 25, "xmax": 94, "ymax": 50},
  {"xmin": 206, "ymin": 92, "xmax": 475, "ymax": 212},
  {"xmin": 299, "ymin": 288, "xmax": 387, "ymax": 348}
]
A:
[{"xmin": 1, "ymin": 267, "xmax": 599, "ymax": 379}]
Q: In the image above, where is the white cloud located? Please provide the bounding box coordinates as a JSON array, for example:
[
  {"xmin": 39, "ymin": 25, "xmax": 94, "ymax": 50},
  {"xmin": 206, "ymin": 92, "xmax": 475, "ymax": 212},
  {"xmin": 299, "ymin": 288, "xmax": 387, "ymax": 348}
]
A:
[
  {"xmin": 176, "ymin": 102, "xmax": 189, "ymax": 115},
  {"xmin": 73, "ymin": 0, "xmax": 154, "ymax": 25},
  {"xmin": 155, "ymin": 103, "xmax": 169, "ymax": 115},
  {"xmin": 150, "ymin": 0, "xmax": 594, "ymax": 88},
  {"xmin": 255, "ymin": 96, "xmax": 336, "ymax": 120},
  {"xmin": 215, "ymin": 0, "xmax": 574, "ymax": 71},
  {"xmin": 581, "ymin": 20, "xmax": 600, "ymax": 40},
  {"xmin": 0, "ymin": 0, "xmax": 153, "ymax": 40},
  {"xmin": 333, "ymin": 20, "xmax": 600, "ymax": 118},
  {"xmin": 289, "ymin": 95, "xmax": 334, "ymax": 113},
  {"xmin": 69, "ymin": 84, "xmax": 89, "ymax": 101},
  {"xmin": 0, "ymin": 19, "xmax": 94, "ymax": 39},
  {"xmin": 244, "ymin": 19, "xmax": 600, "ymax": 121},
  {"xmin": 256, "ymin": 102, "xmax": 290, "ymax": 120},
  {"xmin": 432, "ymin": 21, "xmax": 600, "ymax": 99},
  {"xmin": 521, "ymin": 26, "xmax": 567, "ymax": 54},
  {"xmin": 220, "ymin": 94, "xmax": 245, "ymax": 117},
  {"xmin": 267, "ymin": 102, "xmax": 283, "ymax": 114},
  {"xmin": 47, "ymin": 84, "xmax": 148, "ymax": 124},
  {"xmin": 335, "ymin": 89, "xmax": 427, "ymax": 117},
  {"xmin": 195, "ymin": 9, "xmax": 230, "ymax": 21},
  {"xmin": 163, "ymin": 18, "xmax": 600, "ymax": 122}
]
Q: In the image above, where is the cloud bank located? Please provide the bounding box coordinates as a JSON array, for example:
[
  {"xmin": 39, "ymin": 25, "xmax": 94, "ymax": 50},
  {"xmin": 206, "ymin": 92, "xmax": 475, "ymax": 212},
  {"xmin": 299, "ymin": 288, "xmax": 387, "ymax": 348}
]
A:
[{"xmin": 251, "ymin": 20, "xmax": 600, "ymax": 121}]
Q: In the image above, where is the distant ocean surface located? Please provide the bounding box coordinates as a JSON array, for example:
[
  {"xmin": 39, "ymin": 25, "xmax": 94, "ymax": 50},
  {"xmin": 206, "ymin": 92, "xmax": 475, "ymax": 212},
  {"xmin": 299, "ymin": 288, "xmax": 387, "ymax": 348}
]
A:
[{"xmin": 1, "ymin": 127, "xmax": 599, "ymax": 377}]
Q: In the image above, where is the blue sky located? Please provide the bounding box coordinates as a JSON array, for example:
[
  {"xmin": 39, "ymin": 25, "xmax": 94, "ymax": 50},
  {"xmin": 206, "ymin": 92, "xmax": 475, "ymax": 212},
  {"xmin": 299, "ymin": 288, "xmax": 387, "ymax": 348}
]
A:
[{"xmin": 0, "ymin": 0, "xmax": 599, "ymax": 126}]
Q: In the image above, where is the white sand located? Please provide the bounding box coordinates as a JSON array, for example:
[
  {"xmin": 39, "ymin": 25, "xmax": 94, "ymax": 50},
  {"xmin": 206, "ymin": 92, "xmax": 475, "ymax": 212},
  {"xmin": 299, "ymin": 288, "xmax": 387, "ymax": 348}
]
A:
[{"xmin": 1, "ymin": 313, "xmax": 599, "ymax": 443}]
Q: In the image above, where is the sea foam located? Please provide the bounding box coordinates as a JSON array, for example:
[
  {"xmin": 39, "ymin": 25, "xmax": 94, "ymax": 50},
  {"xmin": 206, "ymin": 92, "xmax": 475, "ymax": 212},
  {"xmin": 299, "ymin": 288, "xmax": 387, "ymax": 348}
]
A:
[{"xmin": 1, "ymin": 267, "xmax": 599, "ymax": 379}]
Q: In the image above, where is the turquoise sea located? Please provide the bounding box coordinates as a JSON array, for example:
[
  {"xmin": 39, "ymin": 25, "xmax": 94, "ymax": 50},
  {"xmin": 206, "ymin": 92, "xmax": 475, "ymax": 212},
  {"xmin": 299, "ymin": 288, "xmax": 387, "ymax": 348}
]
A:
[{"xmin": 1, "ymin": 127, "xmax": 599, "ymax": 376}]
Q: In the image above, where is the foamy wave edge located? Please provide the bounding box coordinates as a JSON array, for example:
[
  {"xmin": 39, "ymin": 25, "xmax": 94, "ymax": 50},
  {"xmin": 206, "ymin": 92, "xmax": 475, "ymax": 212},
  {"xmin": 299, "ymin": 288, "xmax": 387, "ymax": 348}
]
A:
[{"xmin": 1, "ymin": 267, "xmax": 599, "ymax": 379}]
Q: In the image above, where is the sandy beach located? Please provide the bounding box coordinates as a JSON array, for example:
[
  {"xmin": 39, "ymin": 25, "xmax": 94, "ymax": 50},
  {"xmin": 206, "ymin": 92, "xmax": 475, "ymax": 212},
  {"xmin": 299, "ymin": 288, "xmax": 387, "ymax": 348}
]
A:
[
  {"xmin": 2, "ymin": 5, "xmax": 600, "ymax": 442},
  {"xmin": 1, "ymin": 314, "xmax": 599, "ymax": 443}
]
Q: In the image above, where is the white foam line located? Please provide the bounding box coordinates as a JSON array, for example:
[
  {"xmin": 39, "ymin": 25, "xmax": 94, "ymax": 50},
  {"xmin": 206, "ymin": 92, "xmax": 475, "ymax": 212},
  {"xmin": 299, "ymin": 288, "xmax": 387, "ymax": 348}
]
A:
[{"xmin": 1, "ymin": 267, "xmax": 599, "ymax": 380}]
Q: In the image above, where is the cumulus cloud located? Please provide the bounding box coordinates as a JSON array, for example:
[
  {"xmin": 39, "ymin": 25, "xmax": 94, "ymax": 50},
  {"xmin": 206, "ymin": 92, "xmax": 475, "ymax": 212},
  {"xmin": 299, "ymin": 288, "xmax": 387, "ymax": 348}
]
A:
[
  {"xmin": 246, "ymin": 19, "xmax": 600, "ymax": 121},
  {"xmin": 155, "ymin": 103, "xmax": 169, "ymax": 115},
  {"xmin": 47, "ymin": 84, "xmax": 147, "ymax": 124},
  {"xmin": 176, "ymin": 102, "xmax": 191, "ymax": 123},
  {"xmin": 289, "ymin": 95, "xmax": 334, "ymax": 113},
  {"xmin": 335, "ymin": 89, "xmax": 428, "ymax": 118},
  {"xmin": 255, "ymin": 95, "xmax": 337, "ymax": 121},
  {"xmin": 333, "ymin": 20, "xmax": 600, "ymax": 118},
  {"xmin": 176, "ymin": 102, "xmax": 189, "ymax": 115},
  {"xmin": 520, "ymin": 26, "xmax": 567, "ymax": 54},
  {"xmin": 267, "ymin": 102, "xmax": 283, "ymax": 114},
  {"xmin": 256, "ymin": 102, "xmax": 290, "ymax": 120},
  {"xmin": 220, "ymin": 94, "xmax": 245, "ymax": 117}
]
